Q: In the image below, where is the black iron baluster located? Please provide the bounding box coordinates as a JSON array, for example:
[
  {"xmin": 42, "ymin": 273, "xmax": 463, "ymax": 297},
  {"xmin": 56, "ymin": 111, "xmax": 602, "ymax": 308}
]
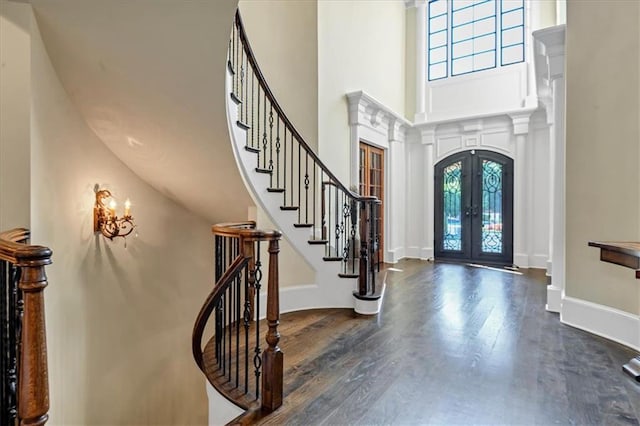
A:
[
  {"xmin": 297, "ymin": 143, "xmax": 301, "ymax": 223},
  {"xmin": 1, "ymin": 260, "xmax": 7, "ymax": 426},
  {"xmin": 290, "ymin": 135, "xmax": 294, "ymax": 208},
  {"xmin": 269, "ymin": 104, "xmax": 274, "ymax": 187},
  {"xmin": 262, "ymin": 92, "xmax": 268, "ymax": 170},
  {"xmin": 243, "ymin": 262, "xmax": 250, "ymax": 394},
  {"xmin": 235, "ymin": 260, "xmax": 240, "ymax": 388},
  {"xmin": 334, "ymin": 188, "xmax": 340, "ymax": 259},
  {"xmin": 312, "ymin": 164, "xmax": 317, "ymax": 240},
  {"xmin": 283, "ymin": 126, "xmax": 287, "ymax": 205},
  {"xmin": 351, "ymin": 199, "xmax": 358, "ymax": 275},
  {"xmin": 254, "ymin": 242, "xmax": 262, "ymax": 399},
  {"xmin": 257, "ymin": 87, "xmax": 261, "ymax": 168},
  {"xmin": 321, "ymin": 176, "xmax": 326, "ymax": 248},
  {"xmin": 6, "ymin": 264, "xmax": 19, "ymax": 424},
  {"xmin": 251, "ymin": 66, "xmax": 255, "ymax": 150},
  {"xmin": 275, "ymin": 118, "xmax": 281, "ymax": 189},
  {"xmin": 341, "ymin": 192, "xmax": 348, "ymax": 267},
  {"xmin": 304, "ymin": 153, "xmax": 309, "ymax": 225}
]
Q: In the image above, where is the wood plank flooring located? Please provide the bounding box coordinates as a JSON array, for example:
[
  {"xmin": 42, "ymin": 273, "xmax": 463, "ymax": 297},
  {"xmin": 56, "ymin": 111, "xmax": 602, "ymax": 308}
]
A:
[{"xmin": 207, "ymin": 259, "xmax": 640, "ymax": 425}]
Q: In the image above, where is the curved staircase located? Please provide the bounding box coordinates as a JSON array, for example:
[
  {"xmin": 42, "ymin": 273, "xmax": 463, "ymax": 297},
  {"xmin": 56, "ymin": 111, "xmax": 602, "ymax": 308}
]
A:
[
  {"xmin": 193, "ymin": 10, "xmax": 386, "ymax": 424},
  {"xmin": 226, "ymin": 11, "xmax": 384, "ymax": 315}
]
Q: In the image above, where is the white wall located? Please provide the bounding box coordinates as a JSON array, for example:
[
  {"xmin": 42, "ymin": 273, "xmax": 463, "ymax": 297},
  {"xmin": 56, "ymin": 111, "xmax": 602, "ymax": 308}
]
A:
[
  {"xmin": 565, "ymin": 0, "xmax": 640, "ymax": 315},
  {"xmin": 29, "ymin": 10, "xmax": 212, "ymax": 424},
  {"xmin": 0, "ymin": 1, "xmax": 31, "ymax": 230},
  {"xmin": 318, "ymin": 0, "xmax": 406, "ymax": 184}
]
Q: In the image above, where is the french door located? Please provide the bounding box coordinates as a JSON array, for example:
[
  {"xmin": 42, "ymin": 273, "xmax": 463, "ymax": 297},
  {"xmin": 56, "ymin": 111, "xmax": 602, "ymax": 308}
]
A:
[
  {"xmin": 434, "ymin": 150, "xmax": 514, "ymax": 265},
  {"xmin": 359, "ymin": 142, "xmax": 384, "ymax": 259}
]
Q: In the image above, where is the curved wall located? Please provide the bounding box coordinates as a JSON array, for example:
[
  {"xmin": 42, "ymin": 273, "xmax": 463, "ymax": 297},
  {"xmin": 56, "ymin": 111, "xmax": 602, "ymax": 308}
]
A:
[{"xmin": 31, "ymin": 0, "xmax": 251, "ymax": 224}]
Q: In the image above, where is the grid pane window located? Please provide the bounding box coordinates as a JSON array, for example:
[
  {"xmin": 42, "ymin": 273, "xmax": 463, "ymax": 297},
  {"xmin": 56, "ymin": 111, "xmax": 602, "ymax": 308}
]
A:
[
  {"xmin": 451, "ymin": 0, "xmax": 496, "ymax": 76},
  {"xmin": 428, "ymin": 0, "xmax": 449, "ymax": 80},
  {"xmin": 427, "ymin": 0, "xmax": 525, "ymax": 81},
  {"xmin": 500, "ymin": 0, "xmax": 525, "ymax": 65}
]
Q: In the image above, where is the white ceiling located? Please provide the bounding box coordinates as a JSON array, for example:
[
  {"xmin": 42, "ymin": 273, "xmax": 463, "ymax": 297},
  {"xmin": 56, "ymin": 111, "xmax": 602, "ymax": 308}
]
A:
[{"xmin": 30, "ymin": 0, "xmax": 253, "ymax": 223}]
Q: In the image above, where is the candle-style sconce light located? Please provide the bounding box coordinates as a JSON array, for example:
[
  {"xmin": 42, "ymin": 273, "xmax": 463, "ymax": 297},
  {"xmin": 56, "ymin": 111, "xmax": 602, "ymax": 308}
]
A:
[{"xmin": 94, "ymin": 188, "xmax": 136, "ymax": 240}]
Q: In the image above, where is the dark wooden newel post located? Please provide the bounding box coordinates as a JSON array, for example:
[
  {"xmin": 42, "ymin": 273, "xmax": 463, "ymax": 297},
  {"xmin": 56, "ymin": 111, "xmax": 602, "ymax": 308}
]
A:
[
  {"xmin": 261, "ymin": 237, "xmax": 283, "ymax": 412},
  {"xmin": 17, "ymin": 246, "xmax": 52, "ymax": 426}
]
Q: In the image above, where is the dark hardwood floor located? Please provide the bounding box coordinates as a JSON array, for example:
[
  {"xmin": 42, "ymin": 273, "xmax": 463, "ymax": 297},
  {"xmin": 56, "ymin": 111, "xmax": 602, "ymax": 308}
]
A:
[{"xmin": 209, "ymin": 259, "xmax": 640, "ymax": 425}]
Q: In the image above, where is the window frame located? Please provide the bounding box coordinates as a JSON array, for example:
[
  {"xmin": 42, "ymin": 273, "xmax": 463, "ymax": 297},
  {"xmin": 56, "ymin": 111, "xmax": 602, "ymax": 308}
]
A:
[{"xmin": 427, "ymin": 0, "xmax": 526, "ymax": 82}]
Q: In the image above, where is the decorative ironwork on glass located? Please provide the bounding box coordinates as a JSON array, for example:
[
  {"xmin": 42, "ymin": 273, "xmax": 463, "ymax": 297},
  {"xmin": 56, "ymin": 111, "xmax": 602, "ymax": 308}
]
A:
[
  {"xmin": 481, "ymin": 159, "xmax": 503, "ymax": 253},
  {"xmin": 443, "ymin": 161, "xmax": 463, "ymax": 251}
]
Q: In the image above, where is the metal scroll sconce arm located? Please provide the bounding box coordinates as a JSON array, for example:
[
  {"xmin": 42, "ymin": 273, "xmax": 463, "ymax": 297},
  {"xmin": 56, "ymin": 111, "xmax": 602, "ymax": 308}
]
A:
[{"xmin": 93, "ymin": 189, "xmax": 136, "ymax": 240}]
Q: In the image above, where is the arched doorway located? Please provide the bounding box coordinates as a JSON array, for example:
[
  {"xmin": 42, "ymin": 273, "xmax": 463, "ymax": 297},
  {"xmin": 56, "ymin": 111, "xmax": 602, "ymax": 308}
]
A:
[{"xmin": 434, "ymin": 150, "xmax": 514, "ymax": 265}]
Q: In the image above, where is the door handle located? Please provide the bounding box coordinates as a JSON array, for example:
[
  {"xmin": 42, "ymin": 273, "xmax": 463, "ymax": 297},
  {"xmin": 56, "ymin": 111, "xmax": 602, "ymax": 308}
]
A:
[{"xmin": 472, "ymin": 206, "xmax": 479, "ymax": 216}]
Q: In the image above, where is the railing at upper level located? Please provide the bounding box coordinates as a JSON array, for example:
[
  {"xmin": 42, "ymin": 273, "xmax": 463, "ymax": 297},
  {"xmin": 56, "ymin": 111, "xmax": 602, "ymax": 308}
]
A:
[
  {"xmin": 229, "ymin": 10, "xmax": 381, "ymax": 299},
  {"xmin": 0, "ymin": 228, "xmax": 52, "ymax": 426},
  {"xmin": 192, "ymin": 222, "xmax": 283, "ymax": 417}
]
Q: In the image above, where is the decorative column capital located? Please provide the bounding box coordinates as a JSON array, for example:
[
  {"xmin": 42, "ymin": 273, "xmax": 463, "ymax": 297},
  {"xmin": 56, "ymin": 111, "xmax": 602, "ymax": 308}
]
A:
[
  {"xmin": 419, "ymin": 125, "xmax": 437, "ymax": 145},
  {"xmin": 509, "ymin": 113, "xmax": 532, "ymax": 135},
  {"xmin": 533, "ymin": 25, "xmax": 566, "ymax": 82}
]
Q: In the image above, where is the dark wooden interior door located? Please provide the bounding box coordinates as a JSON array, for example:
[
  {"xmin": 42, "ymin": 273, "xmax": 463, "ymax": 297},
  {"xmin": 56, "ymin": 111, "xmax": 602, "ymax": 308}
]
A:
[
  {"xmin": 434, "ymin": 150, "xmax": 513, "ymax": 265},
  {"xmin": 359, "ymin": 142, "xmax": 384, "ymax": 261}
]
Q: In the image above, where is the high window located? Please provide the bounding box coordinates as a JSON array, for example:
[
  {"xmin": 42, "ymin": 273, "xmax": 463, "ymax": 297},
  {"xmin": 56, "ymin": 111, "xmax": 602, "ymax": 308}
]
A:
[{"xmin": 428, "ymin": 0, "xmax": 525, "ymax": 81}]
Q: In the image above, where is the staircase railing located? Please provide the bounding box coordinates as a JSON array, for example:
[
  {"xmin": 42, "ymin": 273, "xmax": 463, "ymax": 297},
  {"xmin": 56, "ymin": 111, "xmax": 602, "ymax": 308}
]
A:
[
  {"xmin": 230, "ymin": 10, "xmax": 381, "ymax": 298},
  {"xmin": 0, "ymin": 228, "xmax": 52, "ymax": 426},
  {"xmin": 192, "ymin": 222, "xmax": 283, "ymax": 414}
]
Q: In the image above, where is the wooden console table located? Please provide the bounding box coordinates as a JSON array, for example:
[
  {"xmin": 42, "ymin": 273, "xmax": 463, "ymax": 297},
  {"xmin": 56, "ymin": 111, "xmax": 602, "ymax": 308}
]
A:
[{"xmin": 588, "ymin": 241, "xmax": 640, "ymax": 382}]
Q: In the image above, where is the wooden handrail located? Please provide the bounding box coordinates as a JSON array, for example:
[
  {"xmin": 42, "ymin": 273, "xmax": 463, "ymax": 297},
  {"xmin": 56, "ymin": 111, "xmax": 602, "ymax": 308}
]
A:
[
  {"xmin": 0, "ymin": 228, "xmax": 52, "ymax": 426},
  {"xmin": 192, "ymin": 254, "xmax": 248, "ymax": 371},
  {"xmin": 193, "ymin": 222, "xmax": 283, "ymax": 414}
]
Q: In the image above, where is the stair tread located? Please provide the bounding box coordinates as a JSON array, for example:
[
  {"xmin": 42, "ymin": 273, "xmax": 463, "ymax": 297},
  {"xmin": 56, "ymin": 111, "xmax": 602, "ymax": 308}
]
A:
[
  {"xmin": 280, "ymin": 206, "xmax": 298, "ymax": 211},
  {"xmin": 308, "ymin": 239, "xmax": 328, "ymax": 245},
  {"xmin": 323, "ymin": 256, "xmax": 344, "ymax": 262},
  {"xmin": 230, "ymin": 92, "xmax": 241, "ymax": 105},
  {"xmin": 338, "ymin": 273, "xmax": 359, "ymax": 278},
  {"xmin": 267, "ymin": 188, "xmax": 286, "ymax": 193},
  {"xmin": 245, "ymin": 146, "xmax": 260, "ymax": 154},
  {"xmin": 293, "ymin": 223, "xmax": 313, "ymax": 228},
  {"xmin": 236, "ymin": 120, "xmax": 250, "ymax": 130},
  {"xmin": 256, "ymin": 168, "xmax": 273, "ymax": 174}
]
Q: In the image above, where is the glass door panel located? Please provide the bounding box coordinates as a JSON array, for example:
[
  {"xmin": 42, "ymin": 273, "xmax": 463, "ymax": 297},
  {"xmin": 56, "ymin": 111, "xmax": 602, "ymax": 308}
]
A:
[{"xmin": 435, "ymin": 150, "xmax": 513, "ymax": 265}]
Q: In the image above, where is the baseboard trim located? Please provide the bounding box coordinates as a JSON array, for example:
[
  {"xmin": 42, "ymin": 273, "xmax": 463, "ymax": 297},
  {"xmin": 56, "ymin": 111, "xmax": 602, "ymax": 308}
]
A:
[
  {"xmin": 561, "ymin": 296, "xmax": 640, "ymax": 352},
  {"xmin": 546, "ymin": 285, "xmax": 562, "ymax": 313}
]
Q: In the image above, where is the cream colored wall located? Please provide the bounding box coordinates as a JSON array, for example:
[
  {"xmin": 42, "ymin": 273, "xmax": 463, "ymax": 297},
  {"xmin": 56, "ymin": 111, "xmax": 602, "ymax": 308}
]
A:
[
  {"xmin": 237, "ymin": 0, "xmax": 318, "ymax": 289},
  {"xmin": 239, "ymin": 0, "xmax": 318, "ymax": 149},
  {"xmin": 0, "ymin": 1, "xmax": 31, "ymax": 230},
  {"xmin": 29, "ymin": 10, "xmax": 210, "ymax": 425},
  {"xmin": 252, "ymin": 206, "xmax": 315, "ymax": 288},
  {"xmin": 565, "ymin": 0, "xmax": 640, "ymax": 315},
  {"xmin": 318, "ymin": 0, "xmax": 406, "ymax": 183}
]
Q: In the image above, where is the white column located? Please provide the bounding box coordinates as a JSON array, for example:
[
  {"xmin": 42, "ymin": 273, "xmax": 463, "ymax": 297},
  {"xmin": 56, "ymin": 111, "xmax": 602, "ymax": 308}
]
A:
[
  {"xmin": 511, "ymin": 115, "xmax": 531, "ymax": 268},
  {"xmin": 550, "ymin": 74, "xmax": 566, "ymax": 313},
  {"xmin": 533, "ymin": 25, "xmax": 565, "ymax": 313},
  {"xmin": 415, "ymin": 1, "xmax": 427, "ymax": 122},
  {"xmin": 386, "ymin": 121, "xmax": 406, "ymax": 263},
  {"xmin": 546, "ymin": 101, "xmax": 555, "ymax": 276},
  {"xmin": 421, "ymin": 127, "xmax": 436, "ymax": 259}
]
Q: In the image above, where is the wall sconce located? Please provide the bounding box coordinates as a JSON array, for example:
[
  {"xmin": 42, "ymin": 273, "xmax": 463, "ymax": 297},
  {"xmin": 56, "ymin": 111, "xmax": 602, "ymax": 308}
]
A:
[{"xmin": 93, "ymin": 188, "xmax": 136, "ymax": 240}]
